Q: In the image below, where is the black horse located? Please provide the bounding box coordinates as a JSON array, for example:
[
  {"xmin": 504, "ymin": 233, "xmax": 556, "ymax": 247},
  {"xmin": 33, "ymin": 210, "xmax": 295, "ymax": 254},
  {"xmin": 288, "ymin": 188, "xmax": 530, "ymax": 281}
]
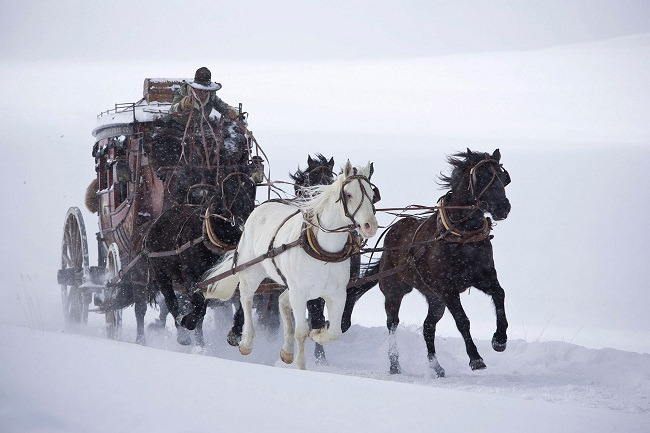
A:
[
  {"xmin": 342, "ymin": 149, "xmax": 511, "ymax": 376},
  {"xmin": 146, "ymin": 165, "xmax": 257, "ymax": 346}
]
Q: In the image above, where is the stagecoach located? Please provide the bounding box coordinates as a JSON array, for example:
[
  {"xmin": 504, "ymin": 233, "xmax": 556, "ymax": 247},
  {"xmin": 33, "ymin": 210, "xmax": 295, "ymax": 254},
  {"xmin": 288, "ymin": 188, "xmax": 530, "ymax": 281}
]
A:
[{"xmin": 57, "ymin": 78, "xmax": 265, "ymax": 338}]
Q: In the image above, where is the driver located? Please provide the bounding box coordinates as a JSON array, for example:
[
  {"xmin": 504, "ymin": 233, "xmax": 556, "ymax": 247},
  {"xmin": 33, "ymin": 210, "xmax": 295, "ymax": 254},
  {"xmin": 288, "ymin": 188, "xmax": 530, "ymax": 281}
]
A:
[{"xmin": 169, "ymin": 67, "xmax": 239, "ymax": 123}]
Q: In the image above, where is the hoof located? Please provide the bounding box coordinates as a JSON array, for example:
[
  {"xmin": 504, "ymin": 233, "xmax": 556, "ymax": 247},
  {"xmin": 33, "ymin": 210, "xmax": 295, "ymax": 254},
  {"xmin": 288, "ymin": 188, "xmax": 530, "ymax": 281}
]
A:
[
  {"xmin": 136, "ymin": 336, "xmax": 147, "ymax": 346},
  {"xmin": 389, "ymin": 364, "xmax": 401, "ymax": 375},
  {"xmin": 227, "ymin": 330, "xmax": 242, "ymax": 347},
  {"xmin": 492, "ymin": 335, "xmax": 507, "ymax": 352},
  {"xmin": 177, "ymin": 335, "xmax": 191, "ymax": 346},
  {"xmin": 180, "ymin": 314, "xmax": 197, "ymax": 331},
  {"xmin": 432, "ymin": 366, "xmax": 445, "ymax": 378},
  {"xmin": 176, "ymin": 325, "xmax": 191, "ymax": 345},
  {"xmin": 314, "ymin": 344, "xmax": 328, "ymax": 366},
  {"xmin": 280, "ymin": 349, "xmax": 294, "ymax": 364},
  {"xmin": 239, "ymin": 344, "xmax": 252, "ymax": 356},
  {"xmin": 470, "ymin": 358, "xmax": 486, "ymax": 370},
  {"xmin": 148, "ymin": 320, "xmax": 166, "ymax": 330}
]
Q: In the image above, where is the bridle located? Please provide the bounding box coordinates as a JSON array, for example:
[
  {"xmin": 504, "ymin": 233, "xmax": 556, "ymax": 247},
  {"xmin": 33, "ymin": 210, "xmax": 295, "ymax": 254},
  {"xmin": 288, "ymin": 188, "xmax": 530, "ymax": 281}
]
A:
[
  {"xmin": 219, "ymin": 171, "xmax": 256, "ymax": 226},
  {"xmin": 468, "ymin": 158, "xmax": 511, "ymax": 204},
  {"xmin": 338, "ymin": 172, "xmax": 381, "ymax": 229}
]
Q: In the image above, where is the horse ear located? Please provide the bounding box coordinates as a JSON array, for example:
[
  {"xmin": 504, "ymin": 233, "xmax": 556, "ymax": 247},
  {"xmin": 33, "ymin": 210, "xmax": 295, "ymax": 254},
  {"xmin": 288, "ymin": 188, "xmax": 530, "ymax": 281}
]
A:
[
  {"xmin": 492, "ymin": 149, "xmax": 501, "ymax": 161},
  {"xmin": 359, "ymin": 161, "xmax": 373, "ymax": 178},
  {"xmin": 328, "ymin": 157, "xmax": 334, "ymax": 169},
  {"xmin": 368, "ymin": 162, "xmax": 374, "ymax": 179},
  {"xmin": 307, "ymin": 155, "xmax": 314, "ymax": 166},
  {"xmin": 466, "ymin": 148, "xmax": 472, "ymax": 157},
  {"xmin": 343, "ymin": 160, "xmax": 353, "ymax": 177}
]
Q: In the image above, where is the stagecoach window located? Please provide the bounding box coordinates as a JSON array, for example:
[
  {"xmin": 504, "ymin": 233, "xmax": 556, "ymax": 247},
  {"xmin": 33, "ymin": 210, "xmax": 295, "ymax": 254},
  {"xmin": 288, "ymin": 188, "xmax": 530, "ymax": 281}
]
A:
[{"xmin": 113, "ymin": 145, "xmax": 130, "ymax": 205}]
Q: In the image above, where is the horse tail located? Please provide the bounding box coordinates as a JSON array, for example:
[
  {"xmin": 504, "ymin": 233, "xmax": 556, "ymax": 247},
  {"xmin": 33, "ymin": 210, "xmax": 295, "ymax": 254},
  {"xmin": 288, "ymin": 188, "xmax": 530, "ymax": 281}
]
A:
[
  {"xmin": 341, "ymin": 259, "xmax": 381, "ymax": 333},
  {"xmin": 203, "ymin": 251, "xmax": 239, "ymax": 301}
]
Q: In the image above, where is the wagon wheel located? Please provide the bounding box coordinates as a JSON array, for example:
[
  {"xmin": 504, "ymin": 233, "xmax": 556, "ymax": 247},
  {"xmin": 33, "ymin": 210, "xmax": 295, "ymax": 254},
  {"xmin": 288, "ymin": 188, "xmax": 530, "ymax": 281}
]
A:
[
  {"xmin": 59, "ymin": 207, "xmax": 90, "ymax": 324},
  {"xmin": 104, "ymin": 243, "xmax": 123, "ymax": 339}
]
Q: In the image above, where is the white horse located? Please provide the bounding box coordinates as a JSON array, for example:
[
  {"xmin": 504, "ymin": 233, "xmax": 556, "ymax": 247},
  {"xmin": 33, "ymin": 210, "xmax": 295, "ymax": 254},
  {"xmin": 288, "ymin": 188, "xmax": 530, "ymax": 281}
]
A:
[{"xmin": 204, "ymin": 161, "xmax": 379, "ymax": 369}]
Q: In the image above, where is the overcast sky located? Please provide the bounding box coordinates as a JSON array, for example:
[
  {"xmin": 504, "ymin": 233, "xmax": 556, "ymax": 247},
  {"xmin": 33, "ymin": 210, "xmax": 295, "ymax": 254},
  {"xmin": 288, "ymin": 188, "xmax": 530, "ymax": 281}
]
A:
[{"xmin": 2, "ymin": 0, "xmax": 650, "ymax": 63}]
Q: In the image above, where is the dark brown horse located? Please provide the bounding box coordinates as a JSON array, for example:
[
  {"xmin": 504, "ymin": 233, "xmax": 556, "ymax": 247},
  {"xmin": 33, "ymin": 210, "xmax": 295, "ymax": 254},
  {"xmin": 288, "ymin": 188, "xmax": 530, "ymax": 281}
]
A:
[
  {"xmin": 343, "ymin": 149, "xmax": 511, "ymax": 376},
  {"xmin": 145, "ymin": 165, "xmax": 257, "ymax": 345}
]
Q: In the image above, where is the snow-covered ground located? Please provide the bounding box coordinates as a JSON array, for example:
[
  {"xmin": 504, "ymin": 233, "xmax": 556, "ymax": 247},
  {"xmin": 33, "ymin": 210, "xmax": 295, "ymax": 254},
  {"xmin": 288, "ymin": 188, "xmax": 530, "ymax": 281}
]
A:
[{"xmin": 1, "ymin": 308, "xmax": 648, "ymax": 433}]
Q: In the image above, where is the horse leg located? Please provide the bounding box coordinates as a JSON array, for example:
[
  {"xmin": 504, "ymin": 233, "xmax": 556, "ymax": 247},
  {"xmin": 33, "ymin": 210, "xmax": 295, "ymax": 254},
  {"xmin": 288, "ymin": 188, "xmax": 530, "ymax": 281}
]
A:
[
  {"xmin": 155, "ymin": 273, "xmax": 180, "ymax": 323},
  {"xmin": 175, "ymin": 293, "xmax": 192, "ymax": 346},
  {"xmin": 194, "ymin": 319, "xmax": 205, "ymax": 348},
  {"xmin": 475, "ymin": 278, "xmax": 508, "ymax": 352},
  {"xmin": 423, "ymin": 294, "xmax": 446, "ymax": 377},
  {"xmin": 288, "ymin": 289, "xmax": 310, "ymax": 370},
  {"xmin": 279, "ymin": 290, "xmax": 295, "ymax": 364},
  {"xmin": 176, "ymin": 274, "xmax": 207, "ymax": 333},
  {"xmin": 309, "ymin": 293, "xmax": 344, "ymax": 345},
  {"xmin": 227, "ymin": 299, "xmax": 244, "ymax": 347},
  {"xmin": 158, "ymin": 300, "xmax": 168, "ymax": 325},
  {"xmin": 444, "ymin": 291, "xmax": 485, "ymax": 370},
  {"xmin": 384, "ymin": 288, "xmax": 406, "ymax": 375},
  {"xmin": 155, "ymin": 276, "xmax": 191, "ymax": 346},
  {"xmin": 238, "ymin": 275, "xmax": 263, "ymax": 356},
  {"xmin": 153, "ymin": 293, "xmax": 169, "ymax": 329},
  {"xmin": 133, "ymin": 284, "xmax": 147, "ymax": 345},
  {"xmin": 307, "ymin": 298, "xmax": 327, "ymax": 363}
]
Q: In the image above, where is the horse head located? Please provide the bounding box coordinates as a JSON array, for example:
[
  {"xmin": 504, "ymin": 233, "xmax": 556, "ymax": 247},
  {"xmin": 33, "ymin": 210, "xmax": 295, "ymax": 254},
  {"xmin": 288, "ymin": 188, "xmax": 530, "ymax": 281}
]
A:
[
  {"xmin": 291, "ymin": 154, "xmax": 336, "ymax": 196},
  {"xmin": 339, "ymin": 161, "xmax": 379, "ymax": 239},
  {"xmin": 467, "ymin": 149, "xmax": 511, "ymax": 220},
  {"xmin": 219, "ymin": 169, "xmax": 257, "ymax": 231},
  {"xmin": 441, "ymin": 149, "xmax": 511, "ymax": 221}
]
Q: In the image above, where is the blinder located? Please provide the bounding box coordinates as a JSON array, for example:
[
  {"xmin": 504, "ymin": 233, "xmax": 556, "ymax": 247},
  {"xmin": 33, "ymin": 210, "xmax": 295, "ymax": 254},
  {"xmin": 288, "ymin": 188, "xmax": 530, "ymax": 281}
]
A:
[
  {"xmin": 501, "ymin": 166, "xmax": 511, "ymax": 186},
  {"xmin": 469, "ymin": 158, "xmax": 510, "ymax": 200},
  {"xmin": 372, "ymin": 185, "xmax": 381, "ymax": 204}
]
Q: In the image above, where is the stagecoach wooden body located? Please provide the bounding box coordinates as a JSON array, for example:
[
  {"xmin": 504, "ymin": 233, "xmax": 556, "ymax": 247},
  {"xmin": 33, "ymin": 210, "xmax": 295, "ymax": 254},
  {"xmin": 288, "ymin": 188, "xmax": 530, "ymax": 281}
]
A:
[{"xmin": 57, "ymin": 78, "xmax": 264, "ymax": 335}]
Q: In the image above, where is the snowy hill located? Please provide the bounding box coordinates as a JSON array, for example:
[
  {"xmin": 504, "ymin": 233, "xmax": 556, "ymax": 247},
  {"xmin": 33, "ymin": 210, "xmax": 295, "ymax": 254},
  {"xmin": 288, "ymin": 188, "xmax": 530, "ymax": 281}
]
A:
[{"xmin": 1, "ymin": 318, "xmax": 648, "ymax": 433}]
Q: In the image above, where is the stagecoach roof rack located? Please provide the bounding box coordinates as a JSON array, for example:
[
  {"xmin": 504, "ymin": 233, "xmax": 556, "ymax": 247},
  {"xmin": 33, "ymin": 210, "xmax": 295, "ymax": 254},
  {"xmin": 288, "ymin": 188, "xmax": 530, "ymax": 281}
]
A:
[
  {"xmin": 93, "ymin": 78, "xmax": 190, "ymax": 140},
  {"xmin": 93, "ymin": 99, "xmax": 173, "ymax": 139}
]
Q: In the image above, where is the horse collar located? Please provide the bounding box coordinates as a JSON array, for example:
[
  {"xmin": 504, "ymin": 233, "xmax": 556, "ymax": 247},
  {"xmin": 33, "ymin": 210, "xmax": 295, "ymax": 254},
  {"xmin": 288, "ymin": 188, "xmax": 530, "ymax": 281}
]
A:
[
  {"xmin": 301, "ymin": 223, "xmax": 361, "ymax": 263},
  {"xmin": 203, "ymin": 207, "xmax": 237, "ymax": 253},
  {"xmin": 437, "ymin": 196, "xmax": 492, "ymax": 243}
]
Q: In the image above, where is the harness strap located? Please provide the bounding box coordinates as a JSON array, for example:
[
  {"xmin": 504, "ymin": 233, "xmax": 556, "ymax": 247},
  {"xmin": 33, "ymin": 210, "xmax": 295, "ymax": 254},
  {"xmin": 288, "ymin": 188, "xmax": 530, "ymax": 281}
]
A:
[
  {"xmin": 146, "ymin": 235, "xmax": 206, "ymax": 258},
  {"xmin": 268, "ymin": 210, "xmax": 301, "ymax": 287},
  {"xmin": 198, "ymin": 237, "xmax": 304, "ymax": 290}
]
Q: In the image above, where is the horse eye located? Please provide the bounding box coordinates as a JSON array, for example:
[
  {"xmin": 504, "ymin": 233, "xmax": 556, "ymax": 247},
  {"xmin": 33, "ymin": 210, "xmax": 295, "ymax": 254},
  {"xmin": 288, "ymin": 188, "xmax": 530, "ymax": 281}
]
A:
[{"xmin": 346, "ymin": 193, "xmax": 353, "ymax": 199}]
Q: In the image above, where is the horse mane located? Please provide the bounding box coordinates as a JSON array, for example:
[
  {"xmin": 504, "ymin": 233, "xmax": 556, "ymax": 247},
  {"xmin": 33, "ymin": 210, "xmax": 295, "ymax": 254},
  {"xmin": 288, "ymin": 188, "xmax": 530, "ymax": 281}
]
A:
[
  {"xmin": 437, "ymin": 149, "xmax": 487, "ymax": 190},
  {"xmin": 289, "ymin": 153, "xmax": 330, "ymax": 185},
  {"xmin": 293, "ymin": 171, "xmax": 345, "ymax": 216}
]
